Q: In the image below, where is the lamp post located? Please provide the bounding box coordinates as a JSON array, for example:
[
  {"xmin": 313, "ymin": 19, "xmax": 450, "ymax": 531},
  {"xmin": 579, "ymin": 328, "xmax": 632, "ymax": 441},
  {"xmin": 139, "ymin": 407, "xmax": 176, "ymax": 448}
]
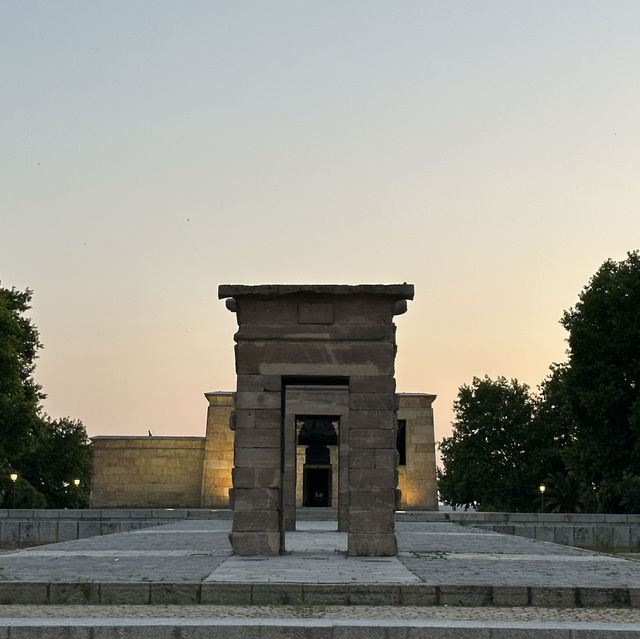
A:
[
  {"xmin": 9, "ymin": 473, "xmax": 18, "ymax": 509},
  {"xmin": 592, "ymin": 483, "xmax": 597, "ymax": 513},
  {"xmin": 73, "ymin": 478, "xmax": 80, "ymax": 509},
  {"xmin": 539, "ymin": 484, "xmax": 546, "ymax": 512}
]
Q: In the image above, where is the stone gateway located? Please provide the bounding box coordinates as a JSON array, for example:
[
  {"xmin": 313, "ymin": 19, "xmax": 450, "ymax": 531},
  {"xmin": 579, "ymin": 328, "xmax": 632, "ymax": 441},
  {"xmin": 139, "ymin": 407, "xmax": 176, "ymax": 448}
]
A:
[
  {"xmin": 219, "ymin": 284, "xmax": 413, "ymax": 556},
  {"xmin": 90, "ymin": 284, "xmax": 438, "ymax": 556}
]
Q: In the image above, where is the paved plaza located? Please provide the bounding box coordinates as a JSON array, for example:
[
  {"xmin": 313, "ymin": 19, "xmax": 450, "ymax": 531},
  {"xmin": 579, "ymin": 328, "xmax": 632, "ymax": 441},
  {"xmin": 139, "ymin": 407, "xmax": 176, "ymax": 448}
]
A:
[
  {"xmin": 2, "ymin": 519, "xmax": 640, "ymax": 590},
  {"xmin": 0, "ymin": 517, "xmax": 639, "ymax": 636}
]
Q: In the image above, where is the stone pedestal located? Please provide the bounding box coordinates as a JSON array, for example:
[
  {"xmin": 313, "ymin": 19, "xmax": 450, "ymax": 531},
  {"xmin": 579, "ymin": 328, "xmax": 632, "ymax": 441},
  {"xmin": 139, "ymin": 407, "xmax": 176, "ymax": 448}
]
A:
[{"xmin": 219, "ymin": 284, "xmax": 413, "ymax": 556}]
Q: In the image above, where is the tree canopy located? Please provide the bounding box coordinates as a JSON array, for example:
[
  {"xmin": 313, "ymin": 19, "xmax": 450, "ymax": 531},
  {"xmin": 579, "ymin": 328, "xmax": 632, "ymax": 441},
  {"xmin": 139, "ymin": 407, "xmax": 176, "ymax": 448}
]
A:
[
  {"xmin": 439, "ymin": 251, "xmax": 640, "ymax": 513},
  {"xmin": 0, "ymin": 286, "xmax": 44, "ymax": 469},
  {"xmin": 438, "ymin": 376, "xmax": 563, "ymax": 511},
  {"xmin": 560, "ymin": 251, "xmax": 640, "ymax": 510},
  {"xmin": 0, "ymin": 284, "xmax": 92, "ymax": 508}
]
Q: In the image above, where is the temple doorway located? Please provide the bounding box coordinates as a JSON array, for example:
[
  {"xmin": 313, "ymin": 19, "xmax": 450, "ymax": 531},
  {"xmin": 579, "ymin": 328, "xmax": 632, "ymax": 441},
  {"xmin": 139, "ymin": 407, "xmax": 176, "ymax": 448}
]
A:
[
  {"xmin": 296, "ymin": 415, "xmax": 338, "ymax": 509},
  {"xmin": 303, "ymin": 467, "xmax": 331, "ymax": 507}
]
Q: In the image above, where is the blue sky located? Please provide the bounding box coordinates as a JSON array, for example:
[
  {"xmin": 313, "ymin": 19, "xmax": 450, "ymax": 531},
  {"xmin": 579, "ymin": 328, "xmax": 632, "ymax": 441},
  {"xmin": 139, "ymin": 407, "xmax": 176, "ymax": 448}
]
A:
[{"xmin": 2, "ymin": 2, "xmax": 639, "ymax": 451}]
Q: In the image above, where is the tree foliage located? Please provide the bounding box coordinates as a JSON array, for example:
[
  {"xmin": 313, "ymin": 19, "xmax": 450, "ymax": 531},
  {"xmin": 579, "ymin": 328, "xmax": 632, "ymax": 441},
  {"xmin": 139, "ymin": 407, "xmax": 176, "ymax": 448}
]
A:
[
  {"xmin": 559, "ymin": 251, "xmax": 640, "ymax": 510},
  {"xmin": 0, "ymin": 284, "xmax": 92, "ymax": 508},
  {"xmin": 438, "ymin": 376, "xmax": 555, "ymax": 511},
  {"xmin": 0, "ymin": 286, "xmax": 44, "ymax": 470},
  {"xmin": 439, "ymin": 251, "xmax": 640, "ymax": 513}
]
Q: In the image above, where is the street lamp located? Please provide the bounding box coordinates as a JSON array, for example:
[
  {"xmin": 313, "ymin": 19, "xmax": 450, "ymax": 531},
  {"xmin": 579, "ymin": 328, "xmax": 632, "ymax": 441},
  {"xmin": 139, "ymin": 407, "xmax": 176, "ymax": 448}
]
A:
[
  {"xmin": 592, "ymin": 483, "xmax": 597, "ymax": 513},
  {"xmin": 539, "ymin": 484, "xmax": 546, "ymax": 512},
  {"xmin": 73, "ymin": 478, "xmax": 80, "ymax": 509},
  {"xmin": 9, "ymin": 473, "xmax": 18, "ymax": 509}
]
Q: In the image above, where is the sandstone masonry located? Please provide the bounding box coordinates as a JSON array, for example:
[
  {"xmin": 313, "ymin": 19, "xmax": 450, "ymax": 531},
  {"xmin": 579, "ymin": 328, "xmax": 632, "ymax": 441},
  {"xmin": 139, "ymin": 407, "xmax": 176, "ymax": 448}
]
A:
[
  {"xmin": 90, "ymin": 284, "xmax": 438, "ymax": 552},
  {"xmin": 92, "ymin": 392, "xmax": 437, "ymax": 512},
  {"xmin": 219, "ymin": 283, "xmax": 414, "ymax": 556}
]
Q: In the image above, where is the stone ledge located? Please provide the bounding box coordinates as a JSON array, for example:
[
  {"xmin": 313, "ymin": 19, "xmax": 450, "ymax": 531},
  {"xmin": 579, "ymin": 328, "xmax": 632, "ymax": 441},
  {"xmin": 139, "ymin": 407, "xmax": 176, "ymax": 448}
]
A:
[
  {"xmin": 0, "ymin": 618, "xmax": 637, "ymax": 639},
  {"xmin": 218, "ymin": 284, "xmax": 415, "ymax": 299},
  {"xmin": 235, "ymin": 325, "xmax": 396, "ymax": 341},
  {"xmin": 0, "ymin": 582, "xmax": 635, "ymax": 608}
]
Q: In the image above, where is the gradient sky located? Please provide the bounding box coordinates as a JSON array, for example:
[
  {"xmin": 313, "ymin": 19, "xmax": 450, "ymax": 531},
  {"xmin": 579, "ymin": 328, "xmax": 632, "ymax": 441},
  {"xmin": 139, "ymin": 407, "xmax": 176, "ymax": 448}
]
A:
[{"xmin": 2, "ymin": 2, "xmax": 639, "ymax": 460}]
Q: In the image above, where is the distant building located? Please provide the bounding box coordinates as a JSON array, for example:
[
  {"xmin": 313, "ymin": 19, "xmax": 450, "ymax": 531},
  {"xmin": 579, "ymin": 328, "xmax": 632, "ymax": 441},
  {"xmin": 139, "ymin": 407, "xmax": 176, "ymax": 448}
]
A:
[{"xmin": 90, "ymin": 391, "xmax": 437, "ymax": 510}]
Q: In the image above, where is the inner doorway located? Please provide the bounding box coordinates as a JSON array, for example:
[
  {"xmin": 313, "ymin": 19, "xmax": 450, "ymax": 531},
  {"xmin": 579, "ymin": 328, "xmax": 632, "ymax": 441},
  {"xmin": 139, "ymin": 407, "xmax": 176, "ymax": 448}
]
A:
[
  {"xmin": 283, "ymin": 382, "xmax": 349, "ymax": 534},
  {"xmin": 296, "ymin": 415, "xmax": 338, "ymax": 508},
  {"xmin": 303, "ymin": 467, "xmax": 331, "ymax": 506}
]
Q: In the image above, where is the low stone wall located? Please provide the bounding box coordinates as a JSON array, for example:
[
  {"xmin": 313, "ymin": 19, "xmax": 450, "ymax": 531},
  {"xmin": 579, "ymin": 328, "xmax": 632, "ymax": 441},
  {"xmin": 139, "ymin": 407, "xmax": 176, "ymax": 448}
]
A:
[
  {"xmin": 1, "ymin": 509, "xmax": 639, "ymax": 552},
  {"xmin": 0, "ymin": 509, "xmax": 231, "ymax": 546},
  {"xmin": 397, "ymin": 511, "xmax": 640, "ymax": 553}
]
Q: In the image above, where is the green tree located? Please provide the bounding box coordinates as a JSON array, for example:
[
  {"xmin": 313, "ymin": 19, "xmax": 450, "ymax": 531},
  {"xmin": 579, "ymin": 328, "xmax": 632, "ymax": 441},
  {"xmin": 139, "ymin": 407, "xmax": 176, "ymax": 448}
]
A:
[
  {"xmin": 0, "ymin": 283, "xmax": 92, "ymax": 508},
  {"xmin": 541, "ymin": 472, "xmax": 584, "ymax": 513},
  {"xmin": 20, "ymin": 417, "xmax": 92, "ymax": 508},
  {"xmin": 619, "ymin": 472, "xmax": 640, "ymax": 514},
  {"xmin": 438, "ymin": 252, "xmax": 640, "ymax": 513},
  {"xmin": 560, "ymin": 251, "xmax": 640, "ymax": 511},
  {"xmin": 0, "ymin": 286, "xmax": 44, "ymax": 474},
  {"xmin": 533, "ymin": 363, "xmax": 585, "ymax": 511},
  {"xmin": 438, "ymin": 376, "xmax": 549, "ymax": 511}
]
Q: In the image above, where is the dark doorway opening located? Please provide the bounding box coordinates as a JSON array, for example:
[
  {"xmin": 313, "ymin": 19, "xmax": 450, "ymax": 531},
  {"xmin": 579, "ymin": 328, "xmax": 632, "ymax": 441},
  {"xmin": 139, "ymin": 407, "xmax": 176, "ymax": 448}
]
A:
[
  {"xmin": 297, "ymin": 415, "xmax": 339, "ymax": 509},
  {"xmin": 304, "ymin": 466, "xmax": 331, "ymax": 507},
  {"xmin": 397, "ymin": 419, "xmax": 407, "ymax": 466}
]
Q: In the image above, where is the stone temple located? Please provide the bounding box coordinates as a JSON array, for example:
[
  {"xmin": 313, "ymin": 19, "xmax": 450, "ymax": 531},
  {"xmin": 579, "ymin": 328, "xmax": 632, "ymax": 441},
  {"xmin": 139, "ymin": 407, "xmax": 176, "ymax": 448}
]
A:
[{"xmin": 91, "ymin": 284, "xmax": 437, "ymax": 555}]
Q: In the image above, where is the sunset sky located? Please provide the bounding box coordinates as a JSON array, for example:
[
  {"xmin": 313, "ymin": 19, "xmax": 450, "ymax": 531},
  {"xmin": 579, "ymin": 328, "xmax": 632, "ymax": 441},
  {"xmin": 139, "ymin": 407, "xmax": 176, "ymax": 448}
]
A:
[{"xmin": 2, "ymin": 2, "xmax": 639, "ymax": 459}]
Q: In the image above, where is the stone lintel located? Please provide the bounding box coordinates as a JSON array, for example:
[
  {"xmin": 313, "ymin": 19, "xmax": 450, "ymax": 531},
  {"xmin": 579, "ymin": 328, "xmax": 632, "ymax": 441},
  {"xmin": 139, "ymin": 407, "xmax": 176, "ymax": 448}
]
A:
[{"xmin": 218, "ymin": 283, "xmax": 414, "ymax": 300}]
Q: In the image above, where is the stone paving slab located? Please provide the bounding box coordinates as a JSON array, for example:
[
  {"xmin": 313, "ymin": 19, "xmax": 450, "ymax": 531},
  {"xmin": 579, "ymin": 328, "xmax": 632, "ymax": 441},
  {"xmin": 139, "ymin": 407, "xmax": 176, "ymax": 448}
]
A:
[
  {"xmin": 207, "ymin": 554, "xmax": 420, "ymax": 583},
  {"xmin": 397, "ymin": 522, "xmax": 599, "ymax": 554},
  {"xmin": 0, "ymin": 580, "xmax": 637, "ymax": 607},
  {"xmin": 0, "ymin": 604, "xmax": 639, "ymax": 622},
  {"xmin": 0, "ymin": 616, "xmax": 639, "ymax": 638},
  {"xmin": 1, "ymin": 518, "xmax": 640, "ymax": 608},
  {"xmin": 0, "ymin": 520, "xmax": 231, "ymax": 582}
]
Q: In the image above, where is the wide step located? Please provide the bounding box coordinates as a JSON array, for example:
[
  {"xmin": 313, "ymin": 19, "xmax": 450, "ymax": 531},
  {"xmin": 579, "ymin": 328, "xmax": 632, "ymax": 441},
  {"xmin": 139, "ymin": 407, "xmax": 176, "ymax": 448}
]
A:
[{"xmin": 0, "ymin": 617, "xmax": 638, "ymax": 638}]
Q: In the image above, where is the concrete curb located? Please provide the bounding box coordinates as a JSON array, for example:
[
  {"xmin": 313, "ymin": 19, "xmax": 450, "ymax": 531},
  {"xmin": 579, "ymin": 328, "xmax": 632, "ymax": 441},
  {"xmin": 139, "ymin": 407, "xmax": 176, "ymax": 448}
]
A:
[
  {"xmin": 0, "ymin": 617, "xmax": 639, "ymax": 638},
  {"xmin": 0, "ymin": 581, "xmax": 637, "ymax": 608}
]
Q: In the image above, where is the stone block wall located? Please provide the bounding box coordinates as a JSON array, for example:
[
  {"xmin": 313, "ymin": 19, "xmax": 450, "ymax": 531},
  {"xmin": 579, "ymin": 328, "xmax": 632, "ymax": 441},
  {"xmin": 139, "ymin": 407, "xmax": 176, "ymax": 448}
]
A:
[
  {"xmin": 201, "ymin": 392, "xmax": 234, "ymax": 507},
  {"xmin": 89, "ymin": 389, "xmax": 438, "ymax": 512},
  {"xmin": 219, "ymin": 284, "xmax": 415, "ymax": 556},
  {"xmin": 397, "ymin": 511, "xmax": 640, "ymax": 553},
  {"xmin": 2, "ymin": 510, "xmax": 639, "ymax": 553},
  {"xmin": 397, "ymin": 394, "xmax": 437, "ymax": 510},
  {"xmin": 91, "ymin": 437, "xmax": 205, "ymax": 508}
]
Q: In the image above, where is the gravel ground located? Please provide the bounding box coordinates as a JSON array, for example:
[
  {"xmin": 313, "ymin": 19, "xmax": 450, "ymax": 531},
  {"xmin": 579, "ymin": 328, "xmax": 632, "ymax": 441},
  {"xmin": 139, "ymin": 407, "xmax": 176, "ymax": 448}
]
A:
[{"xmin": 0, "ymin": 605, "xmax": 638, "ymax": 623}]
